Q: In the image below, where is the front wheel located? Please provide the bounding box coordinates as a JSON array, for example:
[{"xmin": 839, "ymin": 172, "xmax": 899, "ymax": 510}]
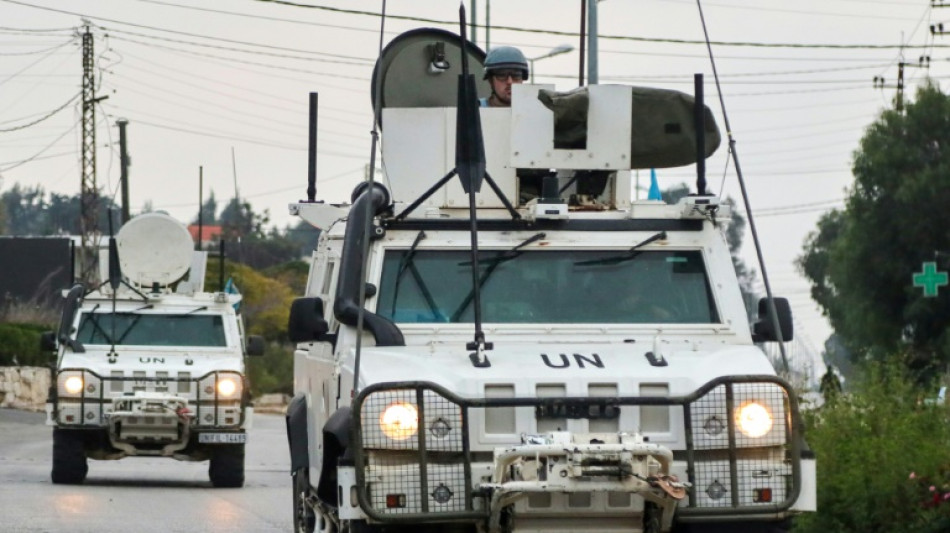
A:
[
  {"xmin": 51, "ymin": 428, "xmax": 88, "ymax": 484},
  {"xmin": 209, "ymin": 443, "xmax": 245, "ymax": 488},
  {"xmin": 293, "ymin": 467, "xmax": 317, "ymax": 533}
]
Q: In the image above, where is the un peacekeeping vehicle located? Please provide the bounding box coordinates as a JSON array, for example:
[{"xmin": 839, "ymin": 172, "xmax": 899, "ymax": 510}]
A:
[
  {"xmin": 44, "ymin": 212, "xmax": 264, "ymax": 487},
  {"xmin": 286, "ymin": 26, "xmax": 816, "ymax": 533}
]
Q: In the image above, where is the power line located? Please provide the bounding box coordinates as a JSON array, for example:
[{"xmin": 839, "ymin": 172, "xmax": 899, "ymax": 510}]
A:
[
  {"xmin": 0, "ymin": 37, "xmax": 76, "ymax": 56},
  {"xmin": 108, "ymin": 34, "xmax": 368, "ymax": 83},
  {"xmin": 103, "ymin": 26, "xmax": 372, "ymax": 65},
  {"xmin": 3, "ymin": 0, "xmax": 944, "ymax": 51},
  {"xmin": 0, "ymin": 120, "xmax": 78, "ymax": 172},
  {"xmin": 0, "ymin": 91, "xmax": 80, "ymax": 132},
  {"xmin": 115, "ymin": 48, "xmax": 368, "ymax": 119},
  {"xmin": 0, "ymin": 0, "xmax": 371, "ymax": 58},
  {"xmin": 251, "ymin": 0, "xmax": 947, "ymax": 49}
]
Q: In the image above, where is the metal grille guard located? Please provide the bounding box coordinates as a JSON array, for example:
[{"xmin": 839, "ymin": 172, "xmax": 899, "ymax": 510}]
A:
[
  {"xmin": 52, "ymin": 367, "xmax": 246, "ymax": 428},
  {"xmin": 353, "ymin": 375, "xmax": 804, "ymax": 524}
]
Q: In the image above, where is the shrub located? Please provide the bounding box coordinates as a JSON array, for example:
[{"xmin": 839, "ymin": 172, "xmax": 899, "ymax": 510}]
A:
[
  {"xmin": 0, "ymin": 323, "xmax": 53, "ymax": 367},
  {"xmin": 245, "ymin": 340, "xmax": 294, "ymax": 396},
  {"xmin": 795, "ymin": 359, "xmax": 950, "ymax": 532}
]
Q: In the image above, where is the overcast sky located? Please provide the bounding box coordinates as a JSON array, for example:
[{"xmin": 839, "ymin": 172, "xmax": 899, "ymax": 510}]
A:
[{"xmin": 1, "ymin": 0, "xmax": 942, "ymax": 377}]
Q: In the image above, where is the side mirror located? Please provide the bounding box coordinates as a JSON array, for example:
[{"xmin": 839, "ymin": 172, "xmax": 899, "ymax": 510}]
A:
[
  {"xmin": 245, "ymin": 335, "xmax": 266, "ymax": 357},
  {"xmin": 288, "ymin": 297, "xmax": 330, "ymax": 343},
  {"xmin": 752, "ymin": 297, "xmax": 793, "ymax": 342},
  {"xmin": 40, "ymin": 331, "xmax": 57, "ymax": 352}
]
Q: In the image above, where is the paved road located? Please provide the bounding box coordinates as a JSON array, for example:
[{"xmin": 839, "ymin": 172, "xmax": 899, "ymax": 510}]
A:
[{"xmin": 0, "ymin": 408, "xmax": 292, "ymax": 533}]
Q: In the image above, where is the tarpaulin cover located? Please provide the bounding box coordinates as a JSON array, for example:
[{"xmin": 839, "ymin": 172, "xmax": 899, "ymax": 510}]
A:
[{"xmin": 538, "ymin": 86, "xmax": 722, "ymax": 169}]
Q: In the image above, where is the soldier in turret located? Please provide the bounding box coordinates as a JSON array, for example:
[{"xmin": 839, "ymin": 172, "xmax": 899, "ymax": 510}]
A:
[{"xmin": 480, "ymin": 46, "xmax": 528, "ymax": 107}]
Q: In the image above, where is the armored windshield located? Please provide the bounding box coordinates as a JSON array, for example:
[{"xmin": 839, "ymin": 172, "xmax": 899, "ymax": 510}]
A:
[
  {"xmin": 75, "ymin": 312, "xmax": 228, "ymax": 347},
  {"xmin": 377, "ymin": 249, "xmax": 719, "ymax": 324}
]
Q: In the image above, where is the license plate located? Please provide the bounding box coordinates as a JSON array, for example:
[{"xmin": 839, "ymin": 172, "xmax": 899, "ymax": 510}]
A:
[{"xmin": 198, "ymin": 432, "xmax": 246, "ymax": 444}]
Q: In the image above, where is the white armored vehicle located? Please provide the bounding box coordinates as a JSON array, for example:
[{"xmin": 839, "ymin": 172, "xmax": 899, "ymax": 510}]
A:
[
  {"xmin": 44, "ymin": 212, "xmax": 264, "ymax": 487},
  {"xmin": 287, "ymin": 26, "xmax": 815, "ymax": 533}
]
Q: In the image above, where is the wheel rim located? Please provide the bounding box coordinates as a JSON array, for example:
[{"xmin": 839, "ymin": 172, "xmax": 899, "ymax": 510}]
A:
[{"xmin": 294, "ymin": 472, "xmax": 317, "ymax": 533}]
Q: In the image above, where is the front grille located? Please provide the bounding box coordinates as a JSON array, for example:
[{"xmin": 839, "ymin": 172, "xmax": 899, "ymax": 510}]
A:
[
  {"xmin": 53, "ymin": 368, "xmax": 245, "ymax": 428},
  {"xmin": 353, "ymin": 376, "xmax": 803, "ymax": 524}
]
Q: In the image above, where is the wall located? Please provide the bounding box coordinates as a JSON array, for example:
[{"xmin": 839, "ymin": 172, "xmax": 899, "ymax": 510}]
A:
[{"xmin": 0, "ymin": 366, "xmax": 50, "ymax": 412}]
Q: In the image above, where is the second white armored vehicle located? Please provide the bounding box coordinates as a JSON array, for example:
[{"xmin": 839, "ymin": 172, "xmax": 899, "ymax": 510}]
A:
[{"xmin": 45, "ymin": 212, "xmax": 264, "ymax": 487}]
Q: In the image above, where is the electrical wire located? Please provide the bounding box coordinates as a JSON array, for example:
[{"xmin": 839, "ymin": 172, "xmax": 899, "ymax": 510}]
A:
[
  {"xmin": 0, "ymin": 92, "xmax": 80, "ymax": 132},
  {"xmin": 0, "ymin": 120, "xmax": 79, "ymax": 172},
  {"xmin": 251, "ymin": 0, "xmax": 947, "ymax": 49}
]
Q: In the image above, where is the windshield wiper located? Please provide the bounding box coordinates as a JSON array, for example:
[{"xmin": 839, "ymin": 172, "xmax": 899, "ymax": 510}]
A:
[
  {"xmin": 451, "ymin": 232, "xmax": 546, "ymax": 321},
  {"xmin": 574, "ymin": 231, "xmax": 667, "ymax": 266},
  {"xmin": 390, "ymin": 231, "xmax": 443, "ymax": 320},
  {"xmin": 83, "ymin": 304, "xmax": 116, "ymax": 345}
]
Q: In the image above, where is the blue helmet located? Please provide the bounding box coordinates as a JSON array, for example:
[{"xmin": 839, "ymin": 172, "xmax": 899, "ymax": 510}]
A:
[{"xmin": 483, "ymin": 46, "xmax": 529, "ymax": 80}]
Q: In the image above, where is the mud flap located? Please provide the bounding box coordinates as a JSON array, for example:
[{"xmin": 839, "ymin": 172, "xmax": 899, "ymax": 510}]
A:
[{"xmin": 286, "ymin": 394, "xmax": 310, "ymax": 473}]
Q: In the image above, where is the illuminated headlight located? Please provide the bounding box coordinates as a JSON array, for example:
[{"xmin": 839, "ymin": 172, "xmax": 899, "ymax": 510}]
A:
[
  {"xmin": 64, "ymin": 376, "xmax": 84, "ymax": 395},
  {"xmin": 216, "ymin": 377, "xmax": 241, "ymax": 399},
  {"xmin": 379, "ymin": 402, "xmax": 419, "ymax": 441},
  {"xmin": 735, "ymin": 401, "xmax": 773, "ymax": 438}
]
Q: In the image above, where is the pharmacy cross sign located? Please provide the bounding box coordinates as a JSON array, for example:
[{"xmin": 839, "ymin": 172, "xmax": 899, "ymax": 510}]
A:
[{"xmin": 913, "ymin": 261, "xmax": 949, "ymax": 297}]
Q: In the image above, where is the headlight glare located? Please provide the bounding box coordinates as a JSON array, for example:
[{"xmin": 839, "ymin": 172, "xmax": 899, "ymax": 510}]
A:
[
  {"xmin": 736, "ymin": 401, "xmax": 773, "ymax": 438},
  {"xmin": 216, "ymin": 378, "xmax": 238, "ymax": 398},
  {"xmin": 379, "ymin": 402, "xmax": 418, "ymax": 441},
  {"xmin": 64, "ymin": 376, "xmax": 84, "ymax": 395}
]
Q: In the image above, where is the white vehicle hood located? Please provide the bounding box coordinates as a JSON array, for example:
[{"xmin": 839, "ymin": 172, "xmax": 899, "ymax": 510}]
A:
[
  {"xmin": 59, "ymin": 348, "xmax": 244, "ymax": 378},
  {"xmin": 354, "ymin": 342, "xmax": 776, "ymax": 398}
]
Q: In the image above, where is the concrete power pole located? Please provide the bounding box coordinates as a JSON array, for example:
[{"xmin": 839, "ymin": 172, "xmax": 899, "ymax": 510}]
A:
[
  {"xmin": 588, "ymin": 0, "xmax": 599, "ymax": 84},
  {"xmin": 117, "ymin": 119, "xmax": 130, "ymax": 224}
]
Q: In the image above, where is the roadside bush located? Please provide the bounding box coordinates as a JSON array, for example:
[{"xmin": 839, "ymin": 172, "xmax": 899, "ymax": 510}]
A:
[
  {"xmin": 0, "ymin": 323, "xmax": 52, "ymax": 367},
  {"xmin": 245, "ymin": 340, "xmax": 294, "ymax": 396},
  {"xmin": 795, "ymin": 359, "xmax": 950, "ymax": 533}
]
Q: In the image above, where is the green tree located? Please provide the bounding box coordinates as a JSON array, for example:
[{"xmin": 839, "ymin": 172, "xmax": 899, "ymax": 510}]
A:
[
  {"xmin": 1, "ymin": 184, "xmax": 47, "ymax": 235},
  {"xmin": 194, "ymin": 190, "xmax": 218, "ymax": 225},
  {"xmin": 219, "ymin": 197, "xmax": 268, "ymax": 240},
  {"xmin": 797, "ymin": 82, "xmax": 950, "ymax": 380}
]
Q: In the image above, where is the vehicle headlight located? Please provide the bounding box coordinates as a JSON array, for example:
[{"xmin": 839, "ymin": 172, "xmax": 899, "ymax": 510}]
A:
[
  {"xmin": 735, "ymin": 401, "xmax": 773, "ymax": 438},
  {"xmin": 216, "ymin": 377, "xmax": 240, "ymax": 398},
  {"xmin": 64, "ymin": 375, "xmax": 84, "ymax": 395},
  {"xmin": 379, "ymin": 402, "xmax": 418, "ymax": 441}
]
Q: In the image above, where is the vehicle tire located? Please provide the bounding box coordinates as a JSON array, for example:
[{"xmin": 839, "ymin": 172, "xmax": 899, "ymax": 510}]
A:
[
  {"xmin": 209, "ymin": 443, "xmax": 245, "ymax": 488},
  {"xmin": 51, "ymin": 428, "xmax": 88, "ymax": 484},
  {"xmin": 293, "ymin": 467, "xmax": 317, "ymax": 533}
]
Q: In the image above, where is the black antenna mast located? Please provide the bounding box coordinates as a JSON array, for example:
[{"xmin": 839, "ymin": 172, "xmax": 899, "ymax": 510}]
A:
[{"xmin": 456, "ymin": 2, "xmax": 493, "ymax": 367}]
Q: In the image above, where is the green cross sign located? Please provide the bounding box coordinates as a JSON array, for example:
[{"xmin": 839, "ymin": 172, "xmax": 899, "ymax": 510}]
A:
[{"xmin": 913, "ymin": 261, "xmax": 948, "ymax": 297}]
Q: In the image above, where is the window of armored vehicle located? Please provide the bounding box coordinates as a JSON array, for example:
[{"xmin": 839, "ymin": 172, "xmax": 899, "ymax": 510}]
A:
[
  {"xmin": 75, "ymin": 312, "xmax": 228, "ymax": 347},
  {"xmin": 376, "ymin": 249, "xmax": 719, "ymax": 324}
]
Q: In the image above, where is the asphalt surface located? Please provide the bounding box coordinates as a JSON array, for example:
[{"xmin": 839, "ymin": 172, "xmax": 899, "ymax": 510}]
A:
[{"xmin": 0, "ymin": 407, "xmax": 292, "ymax": 532}]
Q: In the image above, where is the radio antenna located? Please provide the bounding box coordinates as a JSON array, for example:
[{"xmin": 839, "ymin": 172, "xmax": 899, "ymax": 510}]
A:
[
  {"xmin": 695, "ymin": 0, "xmax": 789, "ymax": 373},
  {"xmin": 353, "ymin": 0, "xmax": 387, "ymax": 396}
]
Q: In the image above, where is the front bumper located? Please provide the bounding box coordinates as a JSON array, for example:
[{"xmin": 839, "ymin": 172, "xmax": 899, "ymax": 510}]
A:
[
  {"xmin": 352, "ymin": 376, "xmax": 807, "ymax": 528},
  {"xmin": 48, "ymin": 368, "xmax": 248, "ymax": 456}
]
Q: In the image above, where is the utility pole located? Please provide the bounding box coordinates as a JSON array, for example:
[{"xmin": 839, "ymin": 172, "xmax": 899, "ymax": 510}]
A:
[
  {"xmin": 79, "ymin": 21, "xmax": 108, "ymax": 283},
  {"xmin": 872, "ymin": 55, "xmax": 930, "ymax": 113},
  {"xmin": 588, "ymin": 0, "xmax": 599, "ymax": 84},
  {"xmin": 470, "ymin": 0, "xmax": 477, "ymax": 48},
  {"xmin": 117, "ymin": 119, "xmax": 130, "ymax": 224}
]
